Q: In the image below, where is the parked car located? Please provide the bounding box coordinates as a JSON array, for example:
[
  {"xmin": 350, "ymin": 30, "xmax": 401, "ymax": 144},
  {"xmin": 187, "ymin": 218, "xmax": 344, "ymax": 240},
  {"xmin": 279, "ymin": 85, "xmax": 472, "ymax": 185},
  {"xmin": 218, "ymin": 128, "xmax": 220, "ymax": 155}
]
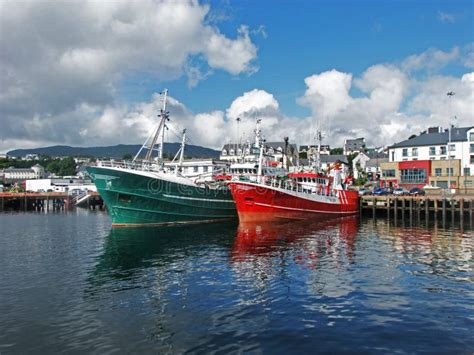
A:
[
  {"xmin": 393, "ymin": 187, "xmax": 409, "ymax": 196},
  {"xmin": 358, "ymin": 188, "xmax": 371, "ymax": 196},
  {"xmin": 409, "ymin": 187, "xmax": 425, "ymax": 196},
  {"xmin": 373, "ymin": 187, "xmax": 389, "ymax": 196}
]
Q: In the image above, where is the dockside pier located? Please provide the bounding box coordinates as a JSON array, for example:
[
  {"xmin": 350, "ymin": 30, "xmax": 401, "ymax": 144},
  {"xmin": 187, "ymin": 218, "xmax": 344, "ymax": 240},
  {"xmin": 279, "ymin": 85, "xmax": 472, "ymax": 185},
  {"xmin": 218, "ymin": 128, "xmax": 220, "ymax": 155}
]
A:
[
  {"xmin": 360, "ymin": 195, "xmax": 474, "ymax": 223},
  {"xmin": 0, "ymin": 192, "xmax": 103, "ymax": 212}
]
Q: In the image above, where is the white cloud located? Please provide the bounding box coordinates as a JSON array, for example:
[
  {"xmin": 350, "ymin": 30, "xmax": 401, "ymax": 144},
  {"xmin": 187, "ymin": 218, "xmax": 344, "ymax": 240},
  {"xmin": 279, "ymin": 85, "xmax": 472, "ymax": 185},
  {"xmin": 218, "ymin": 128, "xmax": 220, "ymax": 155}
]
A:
[
  {"xmin": 438, "ymin": 11, "xmax": 455, "ymax": 24},
  {"xmin": 0, "ymin": 0, "xmax": 259, "ymax": 152},
  {"xmin": 297, "ymin": 70, "xmax": 353, "ymax": 119},
  {"xmin": 401, "ymin": 47, "xmax": 460, "ymax": 72}
]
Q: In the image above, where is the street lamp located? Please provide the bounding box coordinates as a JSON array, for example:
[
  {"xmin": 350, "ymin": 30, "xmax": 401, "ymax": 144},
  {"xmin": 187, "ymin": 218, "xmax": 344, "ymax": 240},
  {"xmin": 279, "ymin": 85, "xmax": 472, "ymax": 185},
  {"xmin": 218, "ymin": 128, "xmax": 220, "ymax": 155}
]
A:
[{"xmin": 446, "ymin": 91, "xmax": 455, "ymax": 192}]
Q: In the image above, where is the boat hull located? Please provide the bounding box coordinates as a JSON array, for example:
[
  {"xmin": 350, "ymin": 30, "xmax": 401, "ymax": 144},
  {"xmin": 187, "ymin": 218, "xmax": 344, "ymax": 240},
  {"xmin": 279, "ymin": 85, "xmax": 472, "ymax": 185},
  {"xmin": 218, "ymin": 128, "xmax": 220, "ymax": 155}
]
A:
[
  {"xmin": 87, "ymin": 166, "xmax": 237, "ymax": 226},
  {"xmin": 228, "ymin": 181, "xmax": 359, "ymax": 222}
]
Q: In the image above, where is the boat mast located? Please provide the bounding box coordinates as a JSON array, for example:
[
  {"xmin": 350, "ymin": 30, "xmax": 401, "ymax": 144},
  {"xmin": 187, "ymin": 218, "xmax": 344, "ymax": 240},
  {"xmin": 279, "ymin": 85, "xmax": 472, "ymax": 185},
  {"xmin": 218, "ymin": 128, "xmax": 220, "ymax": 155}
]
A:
[
  {"xmin": 314, "ymin": 128, "xmax": 322, "ymax": 173},
  {"xmin": 177, "ymin": 128, "xmax": 186, "ymax": 175},
  {"xmin": 144, "ymin": 89, "xmax": 169, "ymax": 163},
  {"xmin": 255, "ymin": 118, "xmax": 262, "ymax": 148}
]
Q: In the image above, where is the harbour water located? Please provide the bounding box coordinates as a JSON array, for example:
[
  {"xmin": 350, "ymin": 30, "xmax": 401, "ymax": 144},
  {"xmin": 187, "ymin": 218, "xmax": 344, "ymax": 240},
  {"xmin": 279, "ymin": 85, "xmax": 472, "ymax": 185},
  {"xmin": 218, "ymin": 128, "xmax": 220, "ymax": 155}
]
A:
[{"xmin": 0, "ymin": 210, "xmax": 473, "ymax": 353}]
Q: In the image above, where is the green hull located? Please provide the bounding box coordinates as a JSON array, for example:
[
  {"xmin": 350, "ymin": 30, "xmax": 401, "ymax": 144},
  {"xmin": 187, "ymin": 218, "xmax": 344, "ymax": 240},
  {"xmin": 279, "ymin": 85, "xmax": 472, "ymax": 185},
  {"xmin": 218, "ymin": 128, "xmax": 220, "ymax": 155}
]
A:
[{"xmin": 87, "ymin": 166, "xmax": 237, "ymax": 226}]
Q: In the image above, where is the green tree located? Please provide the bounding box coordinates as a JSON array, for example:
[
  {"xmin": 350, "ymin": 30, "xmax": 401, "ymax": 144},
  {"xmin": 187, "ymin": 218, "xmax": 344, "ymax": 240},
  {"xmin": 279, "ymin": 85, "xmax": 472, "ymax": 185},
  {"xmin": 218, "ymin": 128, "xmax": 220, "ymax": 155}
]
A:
[
  {"xmin": 58, "ymin": 157, "xmax": 77, "ymax": 176},
  {"xmin": 46, "ymin": 160, "xmax": 60, "ymax": 175},
  {"xmin": 330, "ymin": 147, "xmax": 343, "ymax": 155},
  {"xmin": 122, "ymin": 153, "xmax": 133, "ymax": 160}
]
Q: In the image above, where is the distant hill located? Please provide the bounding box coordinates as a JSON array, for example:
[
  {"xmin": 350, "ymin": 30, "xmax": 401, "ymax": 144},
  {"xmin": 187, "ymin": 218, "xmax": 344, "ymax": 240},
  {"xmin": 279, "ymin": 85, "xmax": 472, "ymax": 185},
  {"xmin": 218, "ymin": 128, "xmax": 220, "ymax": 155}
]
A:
[{"xmin": 7, "ymin": 143, "xmax": 220, "ymax": 159}]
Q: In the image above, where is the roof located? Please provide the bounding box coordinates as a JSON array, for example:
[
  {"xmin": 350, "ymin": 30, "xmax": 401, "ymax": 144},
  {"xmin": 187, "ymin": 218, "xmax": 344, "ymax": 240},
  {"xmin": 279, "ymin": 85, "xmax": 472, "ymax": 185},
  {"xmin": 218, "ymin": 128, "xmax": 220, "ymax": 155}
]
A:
[
  {"xmin": 4, "ymin": 167, "xmax": 34, "ymax": 172},
  {"xmin": 345, "ymin": 137, "xmax": 365, "ymax": 143},
  {"xmin": 366, "ymin": 158, "xmax": 388, "ymax": 168},
  {"xmin": 390, "ymin": 126, "xmax": 473, "ymax": 148},
  {"xmin": 365, "ymin": 151, "xmax": 388, "ymax": 159},
  {"xmin": 221, "ymin": 142, "xmax": 297, "ymax": 153},
  {"xmin": 320, "ymin": 155, "xmax": 348, "ymax": 164}
]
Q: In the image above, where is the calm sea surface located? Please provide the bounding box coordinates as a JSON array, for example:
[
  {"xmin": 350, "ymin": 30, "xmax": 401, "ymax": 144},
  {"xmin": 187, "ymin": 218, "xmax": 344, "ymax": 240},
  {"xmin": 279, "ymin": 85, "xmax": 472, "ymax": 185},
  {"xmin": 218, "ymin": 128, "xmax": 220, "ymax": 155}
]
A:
[{"xmin": 0, "ymin": 210, "xmax": 473, "ymax": 354}]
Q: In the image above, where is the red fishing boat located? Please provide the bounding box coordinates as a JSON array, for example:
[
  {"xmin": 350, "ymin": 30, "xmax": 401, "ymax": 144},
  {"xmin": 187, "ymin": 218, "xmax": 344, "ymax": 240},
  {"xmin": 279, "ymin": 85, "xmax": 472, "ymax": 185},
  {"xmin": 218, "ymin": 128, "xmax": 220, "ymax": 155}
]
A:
[{"xmin": 228, "ymin": 162, "xmax": 359, "ymax": 222}]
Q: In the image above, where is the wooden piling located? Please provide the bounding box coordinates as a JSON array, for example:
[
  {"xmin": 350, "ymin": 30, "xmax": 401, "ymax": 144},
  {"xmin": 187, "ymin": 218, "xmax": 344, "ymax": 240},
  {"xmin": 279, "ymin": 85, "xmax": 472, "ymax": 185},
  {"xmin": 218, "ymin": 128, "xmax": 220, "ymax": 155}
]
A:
[
  {"xmin": 386, "ymin": 197, "xmax": 390, "ymax": 218},
  {"xmin": 460, "ymin": 199, "xmax": 464, "ymax": 225},
  {"xmin": 442, "ymin": 198, "xmax": 446, "ymax": 220},
  {"xmin": 372, "ymin": 197, "xmax": 376, "ymax": 218},
  {"xmin": 470, "ymin": 200, "xmax": 473, "ymax": 223},
  {"xmin": 394, "ymin": 198, "xmax": 398, "ymax": 220},
  {"xmin": 425, "ymin": 198, "xmax": 429, "ymax": 222}
]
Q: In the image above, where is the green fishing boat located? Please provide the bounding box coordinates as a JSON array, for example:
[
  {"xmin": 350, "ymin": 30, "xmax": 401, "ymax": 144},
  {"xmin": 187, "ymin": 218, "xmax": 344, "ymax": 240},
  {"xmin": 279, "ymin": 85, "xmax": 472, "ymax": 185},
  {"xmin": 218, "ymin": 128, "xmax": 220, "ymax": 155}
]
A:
[{"xmin": 87, "ymin": 90, "xmax": 237, "ymax": 227}]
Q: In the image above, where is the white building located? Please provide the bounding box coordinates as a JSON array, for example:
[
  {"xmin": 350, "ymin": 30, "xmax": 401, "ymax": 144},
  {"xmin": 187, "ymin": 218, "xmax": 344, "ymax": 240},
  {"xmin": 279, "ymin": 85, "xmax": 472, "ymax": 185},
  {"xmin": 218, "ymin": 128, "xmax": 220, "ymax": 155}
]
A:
[
  {"xmin": 220, "ymin": 141, "xmax": 298, "ymax": 165},
  {"xmin": 388, "ymin": 126, "xmax": 474, "ymax": 176},
  {"xmin": 352, "ymin": 151, "xmax": 388, "ymax": 179},
  {"xmin": 344, "ymin": 137, "xmax": 366, "ymax": 155},
  {"xmin": 164, "ymin": 159, "xmax": 228, "ymax": 178},
  {"xmin": 1, "ymin": 164, "xmax": 45, "ymax": 182},
  {"xmin": 299, "ymin": 145, "xmax": 330, "ymax": 156},
  {"xmin": 25, "ymin": 178, "xmax": 96, "ymax": 192}
]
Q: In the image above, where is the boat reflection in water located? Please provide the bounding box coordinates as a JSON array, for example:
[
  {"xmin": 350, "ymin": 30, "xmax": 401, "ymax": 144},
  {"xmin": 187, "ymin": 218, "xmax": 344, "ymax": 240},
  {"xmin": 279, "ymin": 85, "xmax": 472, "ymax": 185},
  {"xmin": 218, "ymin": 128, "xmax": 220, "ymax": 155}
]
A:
[
  {"xmin": 231, "ymin": 216, "xmax": 359, "ymax": 296},
  {"xmin": 233, "ymin": 215, "xmax": 359, "ymax": 261},
  {"xmin": 87, "ymin": 222, "xmax": 238, "ymax": 290}
]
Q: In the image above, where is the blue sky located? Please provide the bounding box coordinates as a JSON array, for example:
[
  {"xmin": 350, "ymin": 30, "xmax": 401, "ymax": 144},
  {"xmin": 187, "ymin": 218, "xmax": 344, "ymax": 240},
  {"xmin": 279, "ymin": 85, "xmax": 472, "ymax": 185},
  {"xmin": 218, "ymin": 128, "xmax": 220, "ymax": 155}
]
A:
[
  {"xmin": 0, "ymin": 0, "xmax": 473, "ymax": 151},
  {"xmin": 117, "ymin": 0, "xmax": 474, "ymax": 117}
]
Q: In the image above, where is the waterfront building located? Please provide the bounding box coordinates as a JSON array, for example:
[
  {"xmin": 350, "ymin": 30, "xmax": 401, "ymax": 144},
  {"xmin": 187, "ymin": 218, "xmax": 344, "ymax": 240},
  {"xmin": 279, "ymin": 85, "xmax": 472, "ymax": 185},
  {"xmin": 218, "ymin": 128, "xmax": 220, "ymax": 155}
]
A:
[
  {"xmin": 380, "ymin": 126, "xmax": 474, "ymax": 190},
  {"xmin": 1, "ymin": 164, "xmax": 45, "ymax": 184},
  {"xmin": 25, "ymin": 178, "xmax": 96, "ymax": 192},
  {"xmin": 299, "ymin": 145, "xmax": 330, "ymax": 158},
  {"xmin": 343, "ymin": 137, "xmax": 366, "ymax": 155},
  {"xmin": 352, "ymin": 151, "xmax": 388, "ymax": 180},
  {"xmin": 220, "ymin": 141, "xmax": 298, "ymax": 165},
  {"xmin": 164, "ymin": 158, "xmax": 227, "ymax": 178},
  {"xmin": 22, "ymin": 154, "xmax": 39, "ymax": 161}
]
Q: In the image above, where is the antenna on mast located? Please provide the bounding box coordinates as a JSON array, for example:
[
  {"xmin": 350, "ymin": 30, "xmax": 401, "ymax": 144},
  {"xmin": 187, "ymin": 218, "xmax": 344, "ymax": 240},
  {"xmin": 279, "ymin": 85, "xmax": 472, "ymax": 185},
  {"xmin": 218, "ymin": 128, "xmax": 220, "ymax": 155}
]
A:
[{"xmin": 142, "ymin": 89, "xmax": 170, "ymax": 163}]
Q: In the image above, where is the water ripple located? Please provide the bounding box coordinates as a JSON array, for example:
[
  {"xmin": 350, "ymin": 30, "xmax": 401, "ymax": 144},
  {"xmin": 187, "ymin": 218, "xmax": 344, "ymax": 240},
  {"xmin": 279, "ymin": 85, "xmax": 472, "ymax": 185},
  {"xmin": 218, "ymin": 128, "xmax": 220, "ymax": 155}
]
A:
[{"xmin": 0, "ymin": 212, "xmax": 473, "ymax": 353}]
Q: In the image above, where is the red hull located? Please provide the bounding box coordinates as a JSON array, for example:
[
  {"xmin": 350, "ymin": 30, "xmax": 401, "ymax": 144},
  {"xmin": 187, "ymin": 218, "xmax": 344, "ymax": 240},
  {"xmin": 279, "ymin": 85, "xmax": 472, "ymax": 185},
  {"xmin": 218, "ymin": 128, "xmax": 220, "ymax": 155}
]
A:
[{"xmin": 229, "ymin": 181, "xmax": 359, "ymax": 222}]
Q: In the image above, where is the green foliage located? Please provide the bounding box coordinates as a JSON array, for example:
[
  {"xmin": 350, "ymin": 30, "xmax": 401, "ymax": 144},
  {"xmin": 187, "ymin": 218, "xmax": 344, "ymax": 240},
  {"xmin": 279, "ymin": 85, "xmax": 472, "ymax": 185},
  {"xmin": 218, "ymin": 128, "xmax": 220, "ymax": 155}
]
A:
[
  {"xmin": 330, "ymin": 147, "xmax": 343, "ymax": 155},
  {"xmin": 299, "ymin": 152, "xmax": 307, "ymax": 159},
  {"xmin": 122, "ymin": 154, "xmax": 133, "ymax": 160},
  {"xmin": 46, "ymin": 157, "xmax": 77, "ymax": 176},
  {"xmin": 355, "ymin": 175, "xmax": 368, "ymax": 186}
]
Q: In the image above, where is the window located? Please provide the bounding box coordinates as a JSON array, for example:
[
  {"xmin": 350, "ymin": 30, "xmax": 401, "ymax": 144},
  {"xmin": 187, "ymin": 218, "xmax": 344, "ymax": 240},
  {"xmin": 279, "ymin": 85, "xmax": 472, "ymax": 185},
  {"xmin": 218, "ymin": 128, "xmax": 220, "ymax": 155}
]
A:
[
  {"xmin": 440, "ymin": 146, "xmax": 447, "ymax": 155},
  {"xmin": 463, "ymin": 167, "xmax": 470, "ymax": 176},
  {"xmin": 382, "ymin": 169, "xmax": 395, "ymax": 177},
  {"xmin": 221, "ymin": 149, "xmax": 227, "ymax": 156},
  {"xmin": 400, "ymin": 168, "xmax": 427, "ymax": 184},
  {"xmin": 391, "ymin": 151, "xmax": 395, "ymax": 161},
  {"xmin": 470, "ymin": 132, "xmax": 474, "ymax": 141},
  {"xmin": 402, "ymin": 148, "xmax": 408, "ymax": 157},
  {"xmin": 193, "ymin": 166, "xmax": 198, "ymax": 173},
  {"xmin": 435, "ymin": 168, "xmax": 442, "ymax": 177},
  {"xmin": 449, "ymin": 144, "xmax": 455, "ymax": 152},
  {"xmin": 203, "ymin": 166, "xmax": 208, "ymax": 173},
  {"xmin": 229, "ymin": 149, "xmax": 235, "ymax": 155},
  {"xmin": 429, "ymin": 146, "xmax": 436, "ymax": 155},
  {"xmin": 446, "ymin": 168, "xmax": 453, "ymax": 176},
  {"xmin": 471, "ymin": 155, "xmax": 474, "ymax": 164},
  {"xmin": 412, "ymin": 148, "xmax": 418, "ymax": 157},
  {"xmin": 470, "ymin": 144, "xmax": 474, "ymax": 154}
]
